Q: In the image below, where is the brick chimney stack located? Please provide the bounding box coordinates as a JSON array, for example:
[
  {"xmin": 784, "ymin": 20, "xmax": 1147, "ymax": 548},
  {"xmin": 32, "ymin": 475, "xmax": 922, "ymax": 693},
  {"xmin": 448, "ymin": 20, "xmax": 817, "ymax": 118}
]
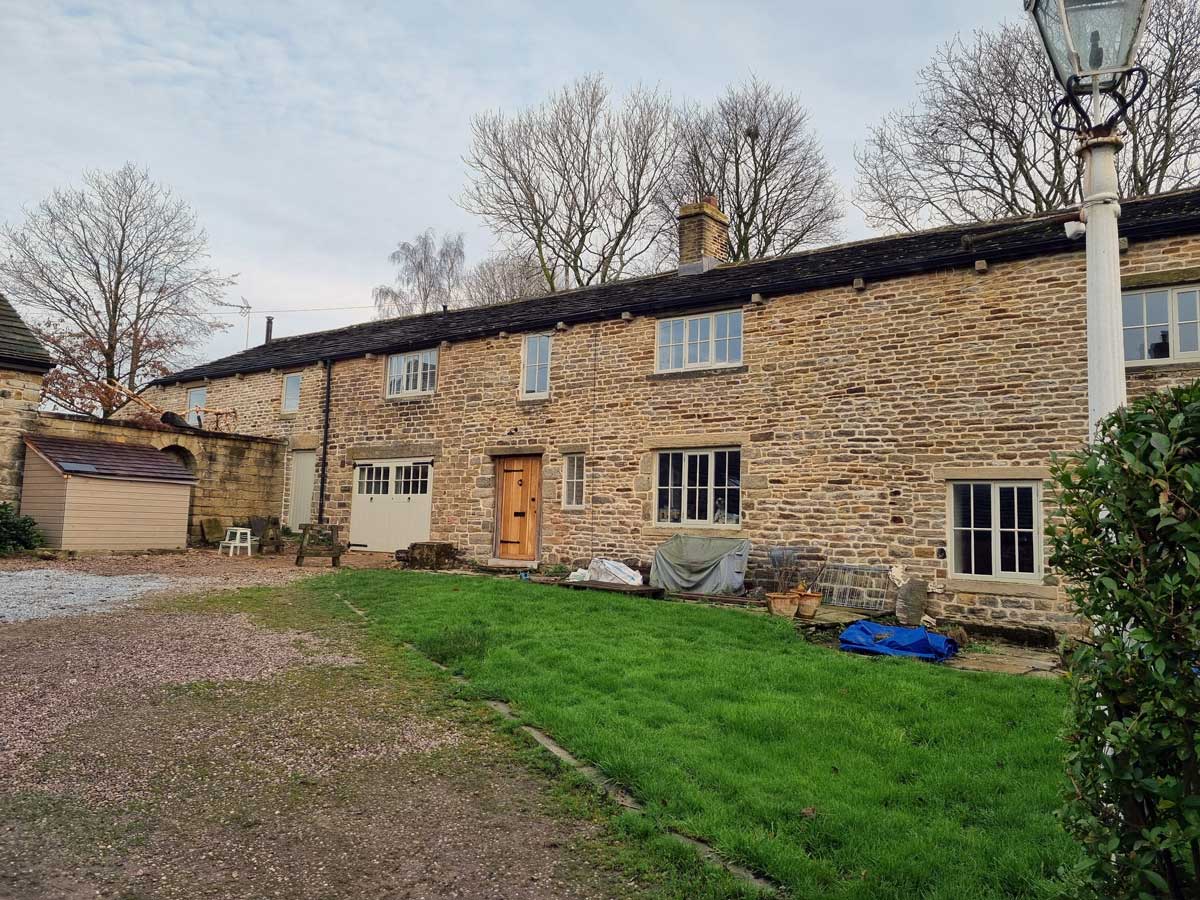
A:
[{"xmin": 677, "ymin": 194, "xmax": 729, "ymax": 274}]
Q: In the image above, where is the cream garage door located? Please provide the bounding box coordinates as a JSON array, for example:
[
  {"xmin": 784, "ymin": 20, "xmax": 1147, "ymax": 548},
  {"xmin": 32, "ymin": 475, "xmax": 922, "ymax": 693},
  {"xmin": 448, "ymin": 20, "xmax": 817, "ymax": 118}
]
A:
[{"xmin": 349, "ymin": 458, "xmax": 433, "ymax": 552}]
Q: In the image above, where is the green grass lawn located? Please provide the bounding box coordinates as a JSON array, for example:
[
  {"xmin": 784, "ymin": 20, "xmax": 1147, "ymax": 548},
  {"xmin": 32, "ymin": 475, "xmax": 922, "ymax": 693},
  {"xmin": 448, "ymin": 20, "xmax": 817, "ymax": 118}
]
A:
[{"xmin": 307, "ymin": 571, "xmax": 1075, "ymax": 899}]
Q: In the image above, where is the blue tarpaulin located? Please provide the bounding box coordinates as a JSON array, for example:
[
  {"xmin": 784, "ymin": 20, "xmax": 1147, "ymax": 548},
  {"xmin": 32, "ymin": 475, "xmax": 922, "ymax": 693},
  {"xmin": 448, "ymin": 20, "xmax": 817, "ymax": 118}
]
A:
[{"xmin": 839, "ymin": 621, "xmax": 958, "ymax": 663}]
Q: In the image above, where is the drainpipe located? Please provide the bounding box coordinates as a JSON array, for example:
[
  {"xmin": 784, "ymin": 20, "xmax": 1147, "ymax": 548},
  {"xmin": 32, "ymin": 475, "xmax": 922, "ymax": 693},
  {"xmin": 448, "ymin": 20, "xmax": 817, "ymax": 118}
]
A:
[{"xmin": 317, "ymin": 358, "xmax": 333, "ymax": 523}]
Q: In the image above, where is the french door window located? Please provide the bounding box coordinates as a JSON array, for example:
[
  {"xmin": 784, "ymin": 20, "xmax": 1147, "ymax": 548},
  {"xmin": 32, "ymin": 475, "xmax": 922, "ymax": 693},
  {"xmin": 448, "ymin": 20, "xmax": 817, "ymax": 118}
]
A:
[{"xmin": 656, "ymin": 448, "xmax": 741, "ymax": 525}]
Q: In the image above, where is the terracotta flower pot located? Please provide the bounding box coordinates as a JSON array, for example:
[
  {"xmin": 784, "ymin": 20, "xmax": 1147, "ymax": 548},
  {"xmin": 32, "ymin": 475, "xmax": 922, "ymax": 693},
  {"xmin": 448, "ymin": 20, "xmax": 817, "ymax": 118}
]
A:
[
  {"xmin": 795, "ymin": 592, "xmax": 823, "ymax": 619},
  {"xmin": 766, "ymin": 592, "xmax": 802, "ymax": 618}
]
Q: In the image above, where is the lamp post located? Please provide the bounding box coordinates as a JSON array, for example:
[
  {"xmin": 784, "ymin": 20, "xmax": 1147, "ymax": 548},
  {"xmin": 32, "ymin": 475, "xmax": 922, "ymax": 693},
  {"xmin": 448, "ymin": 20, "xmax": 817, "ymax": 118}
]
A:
[{"xmin": 1024, "ymin": 0, "xmax": 1152, "ymax": 436}]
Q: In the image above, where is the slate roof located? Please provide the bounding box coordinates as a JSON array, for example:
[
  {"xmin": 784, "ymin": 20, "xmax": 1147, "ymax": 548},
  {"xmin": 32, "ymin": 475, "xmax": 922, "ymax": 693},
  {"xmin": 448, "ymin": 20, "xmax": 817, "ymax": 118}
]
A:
[
  {"xmin": 0, "ymin": 294, "xmax": 53, "ymax": 374},
  {"xmin": 24, "ymin": 434, "xmax": 197, "ymax": 483},
  {"xmin": 155, "ymin": 186, "xmax": 1200, "ymax": 385}
]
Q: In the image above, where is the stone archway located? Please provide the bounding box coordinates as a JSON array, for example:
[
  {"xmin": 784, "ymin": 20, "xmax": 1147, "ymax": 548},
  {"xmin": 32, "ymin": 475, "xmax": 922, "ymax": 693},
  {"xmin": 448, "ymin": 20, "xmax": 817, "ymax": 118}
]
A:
[{"xmin": 160, "ymin": 445, "xmax": 198, "ymax": 538}]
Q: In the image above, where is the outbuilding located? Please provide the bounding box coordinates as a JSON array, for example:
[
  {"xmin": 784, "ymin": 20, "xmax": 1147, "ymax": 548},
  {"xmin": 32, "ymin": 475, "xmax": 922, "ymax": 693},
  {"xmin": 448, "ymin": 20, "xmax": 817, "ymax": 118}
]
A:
[{"xmin": 19, "ymin": 434, "xmax": 196, "ymax": 552}]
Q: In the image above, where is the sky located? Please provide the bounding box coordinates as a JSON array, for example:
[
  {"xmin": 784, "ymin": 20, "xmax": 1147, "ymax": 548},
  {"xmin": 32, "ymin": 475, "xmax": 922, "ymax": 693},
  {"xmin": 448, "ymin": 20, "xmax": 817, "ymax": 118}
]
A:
[{"xmin": 1, "ymin": 0, "xmax": 1018, "ymax": 363}]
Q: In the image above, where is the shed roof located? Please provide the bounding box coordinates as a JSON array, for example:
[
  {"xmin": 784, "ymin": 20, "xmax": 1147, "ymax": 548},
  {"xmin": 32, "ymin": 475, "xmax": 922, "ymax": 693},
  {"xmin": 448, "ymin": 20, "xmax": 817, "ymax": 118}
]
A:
[
  {"xmin": 154, "ymin": 186, "xmax": 1200, "ymax": 386},
  {"xmin": 24, "ymin": 434, "xmax": 197, "ymax": 484},
  {"xmin": 0, "ymin": 294, "xmax": 53, "ymax": 374}
]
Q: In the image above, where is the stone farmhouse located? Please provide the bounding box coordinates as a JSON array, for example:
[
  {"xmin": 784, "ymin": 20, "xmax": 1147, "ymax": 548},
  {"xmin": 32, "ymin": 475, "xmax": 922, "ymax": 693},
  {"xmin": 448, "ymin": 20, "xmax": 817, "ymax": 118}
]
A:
[{"xmin": 139, "ymin": 191, "xmax": 1200, "ymax": 632}]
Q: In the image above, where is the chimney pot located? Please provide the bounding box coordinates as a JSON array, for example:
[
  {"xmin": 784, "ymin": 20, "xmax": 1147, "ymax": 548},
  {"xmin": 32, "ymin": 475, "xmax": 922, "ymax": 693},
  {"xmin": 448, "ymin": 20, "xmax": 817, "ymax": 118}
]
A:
[
  {"xmin": 264, "ymin": 316, "xmax": 274, "ymax": 344},
  {"xmin": 677, "ymin": 196, "xmax": 730, "ymax": 274}
]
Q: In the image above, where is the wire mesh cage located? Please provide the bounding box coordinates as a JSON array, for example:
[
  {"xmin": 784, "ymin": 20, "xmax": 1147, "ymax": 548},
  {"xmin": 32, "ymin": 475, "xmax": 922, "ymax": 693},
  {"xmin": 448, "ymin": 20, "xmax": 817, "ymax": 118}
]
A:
[{"xmin": 811, "ymin": 563, "xmax": 895, "ymax": 612}]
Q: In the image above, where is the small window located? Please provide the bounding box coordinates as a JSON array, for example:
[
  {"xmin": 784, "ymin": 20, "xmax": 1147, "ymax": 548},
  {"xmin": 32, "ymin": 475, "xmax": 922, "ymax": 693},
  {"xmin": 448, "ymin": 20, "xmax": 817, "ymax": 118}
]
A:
[
  {"xmin": 655, "ymin": 448, "xmax": 741, "ymax": 526},
  {"xmin": 356, "ymin": 465, "xmax": 390, "ymax": 495},
  {"xmin": 395, "ymin": 463, "xmax": 430, "ymax": 496},
  {"xmin": 563, "ymin": 454, "xmax": 585, "ymax": 509},
  {"xmin": 522, "ymin": 334, "xmax": 551, "ymax": 397},
  {"xmin": 657, "ymin": 310, "xmax": 742, "ymax": 372},
  {"xmin": 186, "ymin": 386, "xmax": 207, "ymax": 427},
  {"xmin": 281, "ymin": 372, "xmax": 302, "ymax": 413},
  {"xmin": 386, "ymin": 349, "xmax": 438, "ymax": 398},
  {"xmin": 950, "ymin": 481, "xmax": 1041, "ymax": 579},
  {"xmin": 1122, "ymin": 285, "xmax": 1200, "ymax": 364}
]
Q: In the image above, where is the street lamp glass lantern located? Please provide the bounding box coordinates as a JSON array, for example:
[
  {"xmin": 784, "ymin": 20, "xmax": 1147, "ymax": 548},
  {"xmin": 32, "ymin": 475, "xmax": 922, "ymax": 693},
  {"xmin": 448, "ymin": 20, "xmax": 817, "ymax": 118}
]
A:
[{"xmin": 1025, "ymin": 0, "xmax": 1151, "ymax": 94}]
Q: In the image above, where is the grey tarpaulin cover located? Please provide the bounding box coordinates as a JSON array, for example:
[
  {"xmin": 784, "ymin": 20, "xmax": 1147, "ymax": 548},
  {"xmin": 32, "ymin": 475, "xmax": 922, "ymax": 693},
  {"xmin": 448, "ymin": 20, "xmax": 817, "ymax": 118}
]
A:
[{"xmin": 649, "ymin": 534, "xmax": 752, "ymax": 595}]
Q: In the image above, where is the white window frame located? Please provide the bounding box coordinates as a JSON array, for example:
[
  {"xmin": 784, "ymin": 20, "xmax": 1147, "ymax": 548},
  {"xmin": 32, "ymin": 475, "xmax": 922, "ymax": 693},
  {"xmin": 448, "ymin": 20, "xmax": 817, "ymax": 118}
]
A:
[
  {"xmin": 563, "ymin": 453, "xmax": 585, "ymax": 509},
  {"xmin": 185, "ymin": 386, "xmax": 207, "ymax": 427},
  {"xmin": 386, "ymin": 349, "xmax": 438, "ymax": 398},
  {"xmin": 521, "ymin": 333, "xmax": 552, "ymax": 399},
  {"xmin": 655, "ymin": 309, "xmax": 743, "ymax": 373},
  {"xmin": 946, "ymin": 480, "xmax": 1043, "ymax": 583},
  {"xmin": 654, "ymin": 447, "xmax": 742, "ymax": 528},
  {"xmin": 281, "ymin": 372, "xmax": 302, "ymax": 413},
  {"xmin": 1122, "ymin": 283, "xmax": 1200, "ymax": 366}
]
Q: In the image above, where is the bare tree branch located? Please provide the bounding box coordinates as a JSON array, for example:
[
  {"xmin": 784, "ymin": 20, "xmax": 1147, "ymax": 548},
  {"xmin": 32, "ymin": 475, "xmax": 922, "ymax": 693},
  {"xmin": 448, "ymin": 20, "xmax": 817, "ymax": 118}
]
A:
[
  {"xmin": 665, "ymin": 77, "xmax": 843, "ymax": 260},
  {"xmin": 0, "ymin": 163, "xmax": 233, "ymax": 417},
  {"xmin": 854, "ymin": 1, "xmax": 1200, "ymax": 233},
  {"xmin": 462, "ymin": 74, "xmax": 677, "ymax": 291}
]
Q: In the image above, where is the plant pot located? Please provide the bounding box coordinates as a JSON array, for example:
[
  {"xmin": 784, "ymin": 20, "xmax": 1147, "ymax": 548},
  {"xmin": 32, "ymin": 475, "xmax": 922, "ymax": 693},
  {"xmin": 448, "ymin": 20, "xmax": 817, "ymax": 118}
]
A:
[
  {"xmin": 766, "ymin": 592, "xmax": 802, "ymax": 618},
  {"xmin": 795, "ymin": 592, "xmax": 823, "ymax": 619}
]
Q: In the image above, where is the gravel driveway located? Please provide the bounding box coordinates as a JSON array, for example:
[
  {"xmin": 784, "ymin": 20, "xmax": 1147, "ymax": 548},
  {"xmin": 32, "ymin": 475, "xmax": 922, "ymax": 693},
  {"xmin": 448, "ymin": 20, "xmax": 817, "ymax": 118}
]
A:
[{"xmin": 0, "ymin": 549, "xmax": 389, "ymax": 623}]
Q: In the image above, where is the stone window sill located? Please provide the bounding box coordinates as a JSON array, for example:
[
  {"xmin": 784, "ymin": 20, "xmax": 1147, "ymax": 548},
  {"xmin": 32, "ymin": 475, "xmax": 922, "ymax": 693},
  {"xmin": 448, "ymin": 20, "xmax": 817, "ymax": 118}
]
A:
[
  {"xmin": 646, "ymin": 365, "xmax": 748, "ymax": 383},
  {"xmin": 943, "ymin": 577, "xmax": 1059, "ymax": 600},
  {"xmin": 384, "ymin": 393, "xmax": 434, "ymax": 404},
  {"xmin": 517, "ymin": 396, "xmax": 551, "ymax": 406},
  {"xmin": 1125, "ymin": 359, "xmax": 1200, "ymax": 373},
  {"xmin": 642, "ymin": 524, "xmax": 744, "ymax": 538}
]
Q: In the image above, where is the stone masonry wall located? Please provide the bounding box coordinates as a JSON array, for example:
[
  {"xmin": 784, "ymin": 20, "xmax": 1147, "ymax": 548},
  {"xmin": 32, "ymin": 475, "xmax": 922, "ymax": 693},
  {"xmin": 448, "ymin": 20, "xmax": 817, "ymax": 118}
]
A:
[
  {"xmin": 147, "ymin": 235, "xmax": 1200, "ymax": 631},
  {"xmin": 147, "ymin": 363, "xmax": 326, "ymax": 528},
  {"xmin": 0, "ymin": 368, "xmax": 44, "ymax": 504},
  {"xmin": 32, "ymin": 414, "xmax": 285, "ymax": 540}
]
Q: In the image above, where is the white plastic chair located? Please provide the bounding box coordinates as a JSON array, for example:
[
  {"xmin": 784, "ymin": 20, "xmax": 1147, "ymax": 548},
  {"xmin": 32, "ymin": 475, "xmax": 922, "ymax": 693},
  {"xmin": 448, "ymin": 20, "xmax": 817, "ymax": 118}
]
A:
[{"xmin": 219, "ymin": 527, "xmax": 258, "ymax": 557}]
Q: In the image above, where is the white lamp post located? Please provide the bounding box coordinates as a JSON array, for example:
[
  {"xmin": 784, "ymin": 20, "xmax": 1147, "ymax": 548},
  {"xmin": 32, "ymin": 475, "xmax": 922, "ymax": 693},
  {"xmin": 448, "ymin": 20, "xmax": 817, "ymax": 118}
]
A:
[{"xmin": 1024, "ymin": 0, "xmax": 1152, "ymax": 436}]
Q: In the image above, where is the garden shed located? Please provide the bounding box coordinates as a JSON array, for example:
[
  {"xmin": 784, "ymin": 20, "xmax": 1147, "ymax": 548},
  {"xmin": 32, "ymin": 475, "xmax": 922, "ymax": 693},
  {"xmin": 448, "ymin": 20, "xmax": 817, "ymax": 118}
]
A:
[{"xmin": 19, "ymin": 434, "xmax": 196, "ymax": 551}]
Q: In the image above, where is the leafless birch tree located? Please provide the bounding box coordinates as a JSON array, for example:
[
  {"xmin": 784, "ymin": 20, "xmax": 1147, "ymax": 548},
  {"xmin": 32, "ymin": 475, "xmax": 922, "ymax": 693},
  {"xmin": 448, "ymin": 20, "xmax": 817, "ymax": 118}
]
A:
[
  {"xmin": 373, "ymin": 230, "xmax": 465, "ymax": 317},
  {"xmin": 462, "ymin": 75, "xmax": 677, "ymax": 291},
  {"xmin": 0, "ymin": 163, "xmax": 233, "ymax": 418},
  {"xmin": 854, "ymin": 0, "xmax": 1200, "ymax": 233},
  {"xmin": 666, "ymin": 78, "xmax": 843, "ymax": 260}
]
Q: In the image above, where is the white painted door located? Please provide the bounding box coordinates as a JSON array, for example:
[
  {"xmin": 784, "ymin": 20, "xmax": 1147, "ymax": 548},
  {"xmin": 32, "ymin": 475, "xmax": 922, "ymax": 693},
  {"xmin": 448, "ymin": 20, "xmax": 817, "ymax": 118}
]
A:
[
  {"xmin": 349, "ymin": 458, "xmax": 433, "ymax": 552},
  {"xmin": 289, "ymin": 451, "xmax": 316, "ymax": 528}
]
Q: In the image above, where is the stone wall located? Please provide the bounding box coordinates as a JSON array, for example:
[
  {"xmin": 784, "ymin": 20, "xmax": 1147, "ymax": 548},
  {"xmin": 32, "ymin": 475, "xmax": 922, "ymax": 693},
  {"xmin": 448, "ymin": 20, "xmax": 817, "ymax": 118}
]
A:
[
  {"xmin": 146, "ymin": 235, "xmax": 1200, "ymax": 631},
  {"xmin": 0, "ymin": 368, "xmax": 44, "ymax": 504},
  {"xmin": 143, "ymin": 363, "xmax": 327, "ymax": 528},
  {"xmin": 32, "ymin": 414, "xmax": 285, "ymax": 539}
]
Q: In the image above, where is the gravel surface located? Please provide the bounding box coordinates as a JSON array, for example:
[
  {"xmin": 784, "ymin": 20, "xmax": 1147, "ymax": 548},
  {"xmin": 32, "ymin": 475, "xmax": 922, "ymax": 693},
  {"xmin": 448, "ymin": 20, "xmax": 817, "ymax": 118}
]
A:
[
  {"xmin": 0, "ymin": 569, "xmax": 185, "ymax": 622},
  {"xmin": 0, "ymin": 585, "xmax": 641, "ymax": 900},
  {"xmin": 0, "ymin": 549, "xmax": 392, "ymax": 623}
]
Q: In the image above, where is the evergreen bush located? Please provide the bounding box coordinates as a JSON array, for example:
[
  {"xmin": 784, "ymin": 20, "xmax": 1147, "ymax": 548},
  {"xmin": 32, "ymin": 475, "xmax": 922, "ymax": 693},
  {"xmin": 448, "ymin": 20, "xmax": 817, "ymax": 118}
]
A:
[
  {"xmin": 0, "ymin": 502, "xmax": 42, "ymax": 555},
  {"xmin": 1050, "ymin": 382, "xmax": 1200, "ymax": 898}
]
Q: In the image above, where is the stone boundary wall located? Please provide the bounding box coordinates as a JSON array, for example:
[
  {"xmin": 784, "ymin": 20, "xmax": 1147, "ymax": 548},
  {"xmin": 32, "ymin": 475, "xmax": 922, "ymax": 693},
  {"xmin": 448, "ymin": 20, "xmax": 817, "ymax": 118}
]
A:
[{"xmin": 30, "ymin": 413, "xmax": 285, "ymax": 540}]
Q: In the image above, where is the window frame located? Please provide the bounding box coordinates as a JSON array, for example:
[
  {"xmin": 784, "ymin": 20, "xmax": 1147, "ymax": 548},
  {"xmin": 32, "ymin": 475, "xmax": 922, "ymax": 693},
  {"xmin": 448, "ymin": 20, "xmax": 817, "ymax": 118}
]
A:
[
  {"xmin": 946, "ymin": 480, "xmax": 1044, "ymax": 583},
  {"xmin": 654, "ymin": 447, "xmax": 742, "ymax": 528},
  {"xmin": 1121, "ymin": 283, "xmax": 1200, "ymax": 367},
  {"xmin": 385, "ymin": 348, "xmax": 439, "ymax": 399},
  {"xmin": 520, "ymin": 333, "xmax": 552, "ymax": 399},
  {"xmin": 655, "ymin": 309, "xmax": 743, "ymax": 374},
  {"xmin": 281, "ymin": 372, "xmax": 302, "ymax": 414},
  {"xmin": 185, "ymin": 386, "xmax": 207, "ymax": 428},
  {"xmin": 562, "ymin": 453, "xmax": 585, "ymax": 510}
]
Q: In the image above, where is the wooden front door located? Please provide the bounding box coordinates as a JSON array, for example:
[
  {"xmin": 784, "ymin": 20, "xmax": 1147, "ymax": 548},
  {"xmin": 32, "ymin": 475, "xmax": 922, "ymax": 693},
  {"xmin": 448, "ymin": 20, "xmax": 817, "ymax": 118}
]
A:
[{"xmin": 495, "ymin": 456, "xmax": 541, "ymax": 560}]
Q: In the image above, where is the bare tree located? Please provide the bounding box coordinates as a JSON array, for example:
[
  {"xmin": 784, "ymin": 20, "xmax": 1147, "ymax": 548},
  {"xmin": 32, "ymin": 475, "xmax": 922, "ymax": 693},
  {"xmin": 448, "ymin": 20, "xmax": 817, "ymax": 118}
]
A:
[
  {"xmin": 854, "ymin": 0, "xmax": 1200, "ymax": 233},
  {"xmin": 373, "ymin": 229, "xmax": 465, "ymax": 318},
  {"xmin": 462, "ymin": 74, "xmax": 677, "ymax": 292},
  {"xmin": 461, "ymin": 252, "xmax": 544, "ymax": 307},
  {"xmin": 0, "ymin": 163, "xmax": 233, "ymax": 418},
  {"xmin": 666, "ymin": 77, "xmax": 843, "ymax": 260}
]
